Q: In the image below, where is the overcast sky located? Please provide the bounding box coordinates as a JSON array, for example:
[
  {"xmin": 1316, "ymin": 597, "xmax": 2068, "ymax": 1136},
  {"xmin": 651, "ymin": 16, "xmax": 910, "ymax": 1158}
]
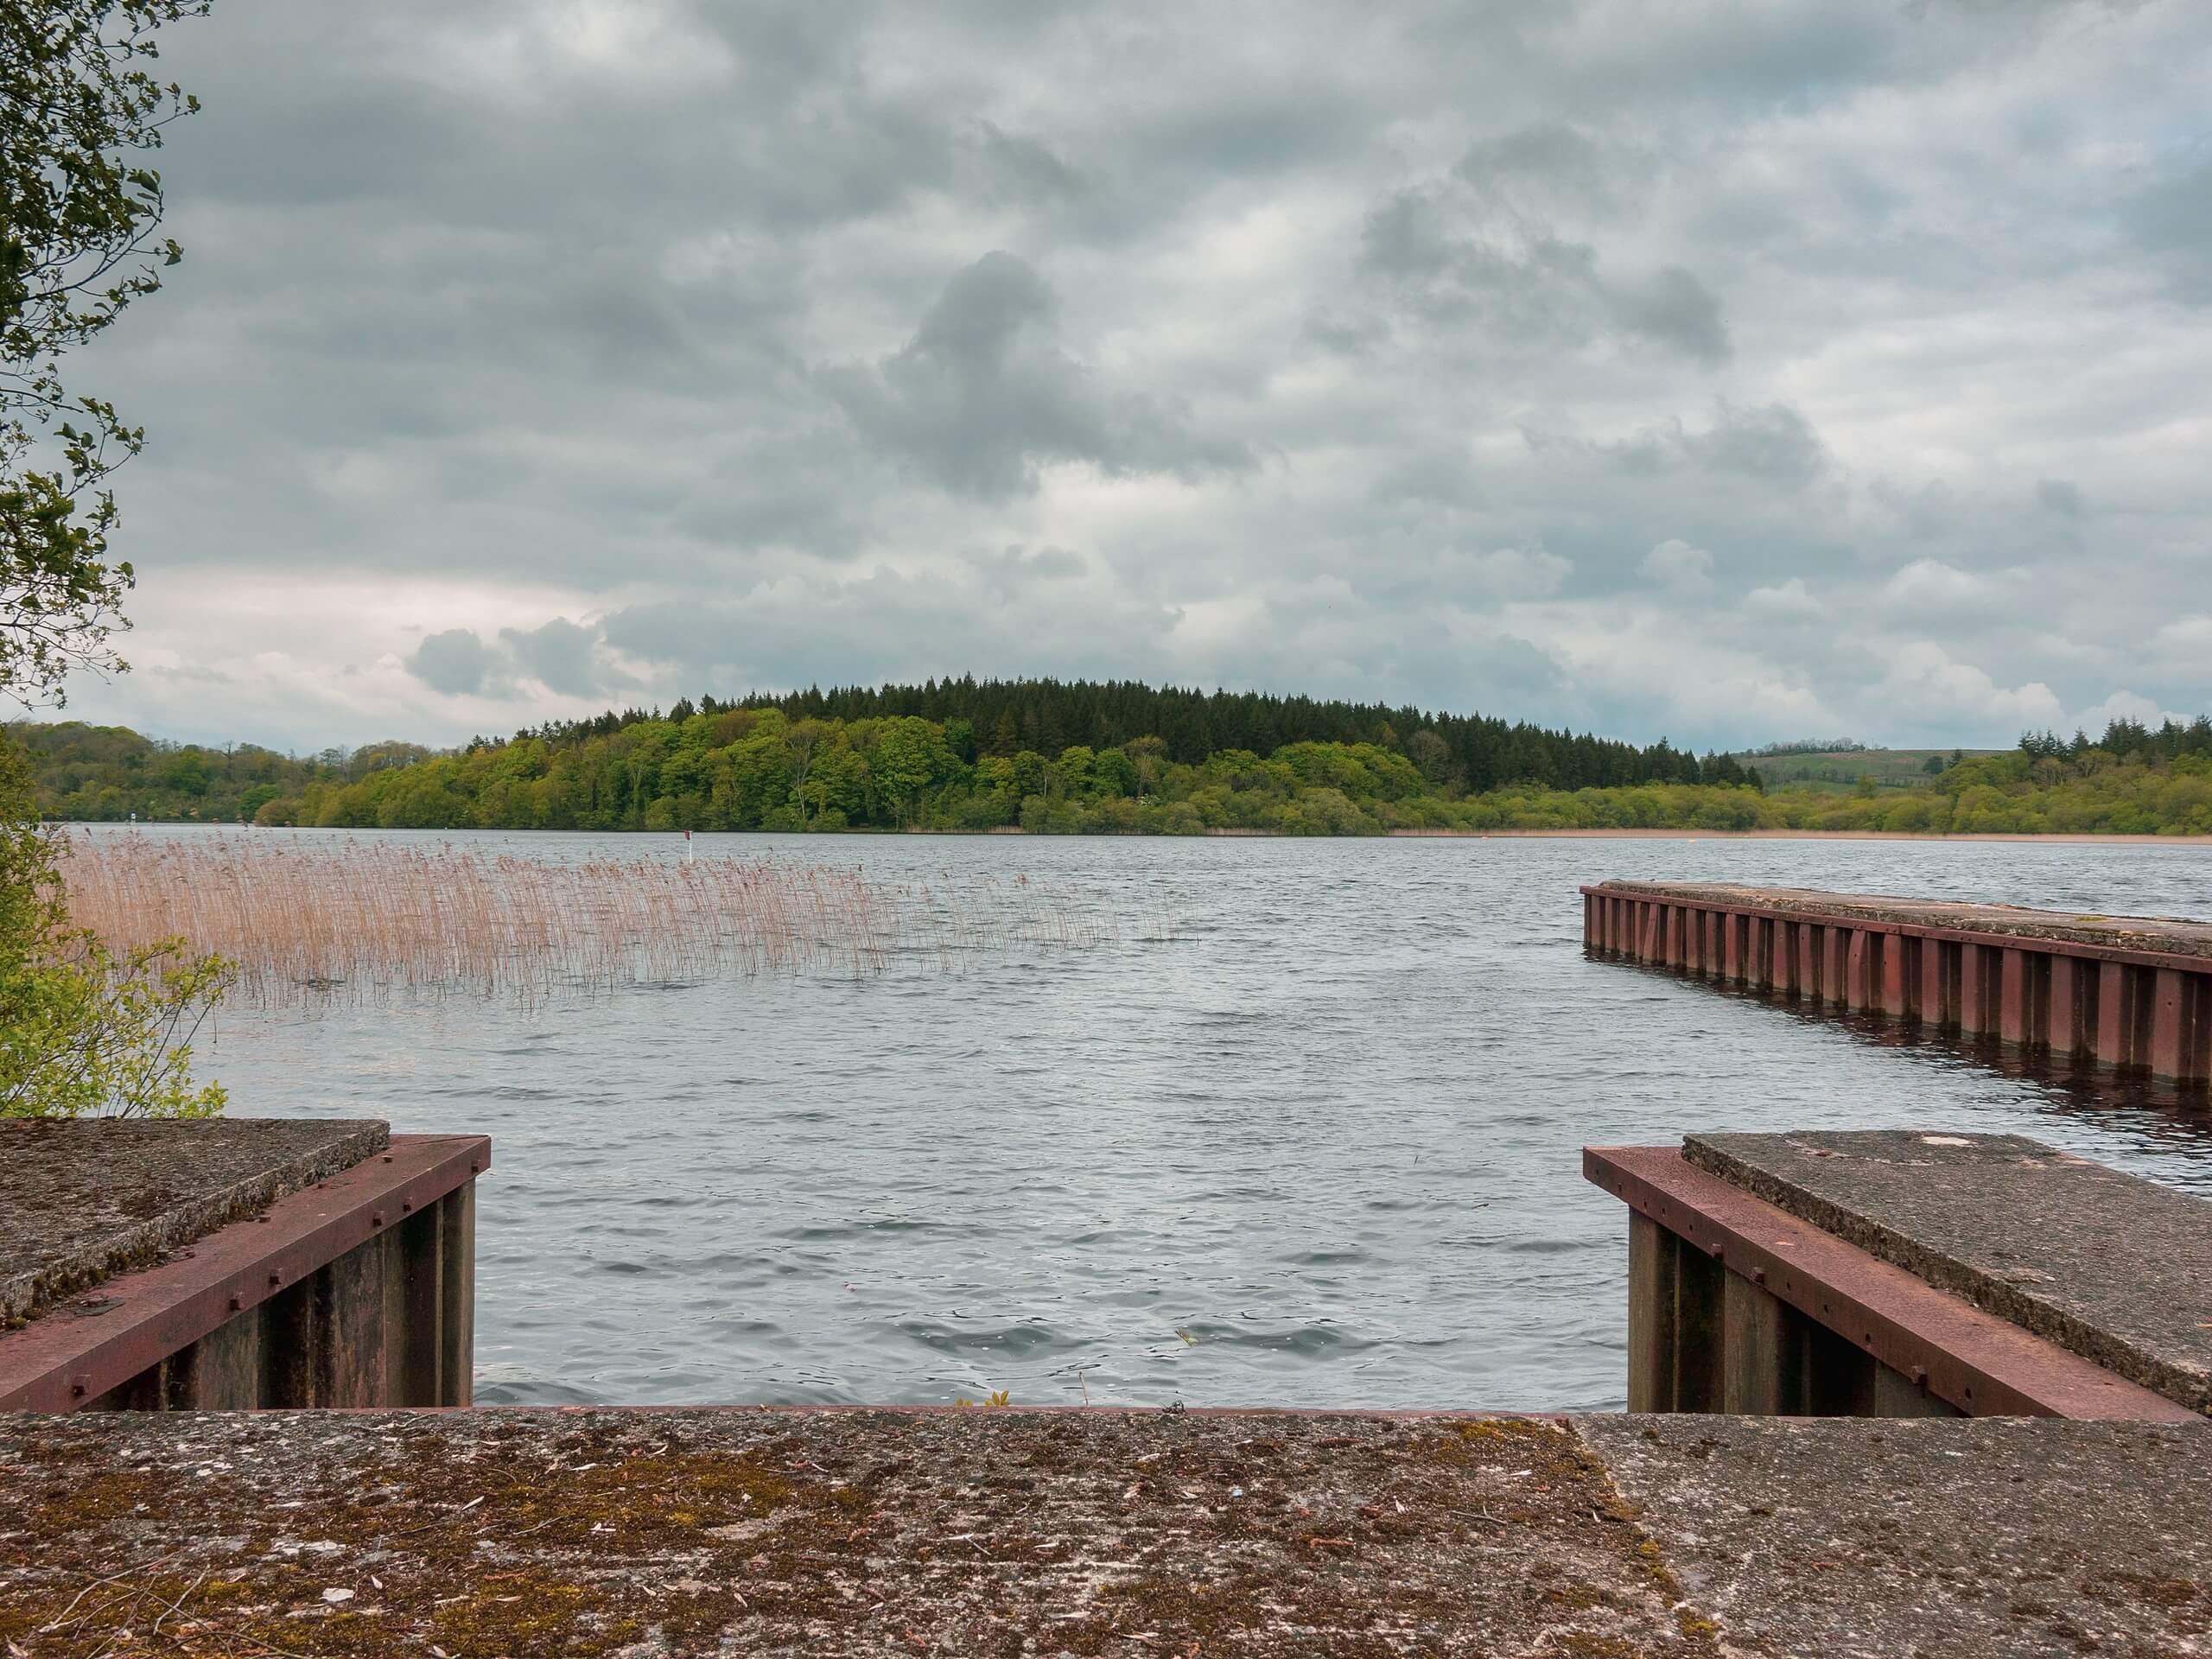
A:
[{"xmin": 54, "ymin": 0, "xmax": 2212, "ymax": 753}]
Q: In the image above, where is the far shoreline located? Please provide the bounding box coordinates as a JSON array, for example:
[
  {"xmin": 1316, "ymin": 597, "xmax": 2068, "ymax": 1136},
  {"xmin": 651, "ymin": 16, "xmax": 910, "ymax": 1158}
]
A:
[
  {"xmin": 1379, "ymin": 828, "xmax": 2212, "ymax": 846},
  {"xmin": 60, "ymin": 820, "xmax": 2212, "ymax": 847}
]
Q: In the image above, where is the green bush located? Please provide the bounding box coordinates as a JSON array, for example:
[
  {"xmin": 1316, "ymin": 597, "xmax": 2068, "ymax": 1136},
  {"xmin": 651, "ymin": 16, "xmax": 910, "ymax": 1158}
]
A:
[{"xmin": 1, "ymin": 743, "xmax": 232, "ymax": 1119}]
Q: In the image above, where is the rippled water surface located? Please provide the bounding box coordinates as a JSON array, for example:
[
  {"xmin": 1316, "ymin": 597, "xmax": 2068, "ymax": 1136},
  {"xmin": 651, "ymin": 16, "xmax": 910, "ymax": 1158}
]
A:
[{"xmin": 168, "ymin": 830, "xmax": 2212, "ymax": 1410}]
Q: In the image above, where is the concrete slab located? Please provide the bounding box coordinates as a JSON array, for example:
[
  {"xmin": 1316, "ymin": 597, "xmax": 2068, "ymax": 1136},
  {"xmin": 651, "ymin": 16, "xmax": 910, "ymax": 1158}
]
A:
[
  {"xmin": 0, "ymin": 1117, "xmax": 388, "ymax": 1326},
  {"xmin": 1592, "ymin": 880, "xmax": 2212, "ymax": 963},
  {"xmin": 3, "ymin": 1408, "xmax": 2207, "ymax": 1656},
  {"xmin": 1686, "ymin": 1129, "xmax": 2212, "ymax": 1415},
  {"xmin": 1584, "ymin": 1414, "xmax": 2212, "ymax": 1659},
  {"xmin": 0, "ymin": 1408, "xmax": 1711, "ymax": 1657}
]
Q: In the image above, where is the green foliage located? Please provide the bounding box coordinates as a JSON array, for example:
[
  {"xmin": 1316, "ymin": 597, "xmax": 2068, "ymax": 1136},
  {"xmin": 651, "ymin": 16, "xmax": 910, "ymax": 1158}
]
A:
[
  {"xmin": 1738, "ymin": 746, "xmax": 2001, "ymax": 794},
  {"xmin": 1, "ymin": 931, "xmax": 232, "ymax": 1117},
  {"xmin": 0, "ymin": 738, "xmax": 231, "ymax": 1117},
  {"xmin": 4, "ymin": 719, "xmax": 413, "ymax": 822},
  {"xmin": 478, "ymin": 677, "xmax": 1756, "ymax": 795},
  {"xmin": 3, "ymin": 0, "xmax": 207, "ymax": 708},
  {"xmin": 0, "ymin": 3, "xmax": 226, "ymax": 1117},
  {"xmin": 16, "ymin": 702, "xmax": 2212, "ymax": 840}
]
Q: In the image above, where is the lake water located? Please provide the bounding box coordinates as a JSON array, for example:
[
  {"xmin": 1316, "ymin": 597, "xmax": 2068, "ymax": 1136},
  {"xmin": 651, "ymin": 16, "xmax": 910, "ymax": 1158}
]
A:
[{"xmin": 156, "ymin": 829, "xmax": 2212, "ymax": 1412}]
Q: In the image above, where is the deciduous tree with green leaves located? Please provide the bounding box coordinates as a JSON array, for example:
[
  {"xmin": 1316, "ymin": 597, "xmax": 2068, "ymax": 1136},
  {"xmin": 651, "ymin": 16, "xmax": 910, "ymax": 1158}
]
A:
[
  {"xmin": 3, "ymin": 0, "xmax": 207, "ymax": 705},
  {"xmin": 2, "ymin": 0, "xmax": 230, "ymax": 1118},
  {"xmin": 0, "ymin": 741, "xmax": 229, "ymax": 1117}
]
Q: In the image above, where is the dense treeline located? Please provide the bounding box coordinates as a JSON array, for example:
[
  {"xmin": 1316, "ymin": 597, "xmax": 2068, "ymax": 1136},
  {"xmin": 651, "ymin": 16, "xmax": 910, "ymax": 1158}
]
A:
[
  {"xmin": 8, "ymin": 721, "xmax": 417, "ymax": 827},
  {"xmin": 14, "ymin": 710, "xmax": 1758, "ymax": 836},
  {"xmin": 495, "ymin": 677, "xmax": 1756, "ymax": 795},
  {"xmin": 2018, "ymin": 716, "xmax": 2212, "ymax": 767},
  {"xmin": 1478, "ymin": 744, "xmax": 2212, "ymax": 836},
  {"xmin": 11, "ymin": 679, "xmax": 1759, "ymax": 833},
  {"xmin": 15, "ymin": 698, "xmax": 2212, "ymax": 837}
]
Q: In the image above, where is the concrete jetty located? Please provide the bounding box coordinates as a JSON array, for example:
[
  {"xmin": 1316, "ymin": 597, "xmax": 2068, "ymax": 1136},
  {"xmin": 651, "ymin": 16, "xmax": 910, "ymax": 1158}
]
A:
[
  {"xmin": 1582, "ymin": 879, "xmax": 2212, "ymax": 1084},
  {"xmin": 5, "ymin": 1407, "xmax": 2209, "ymax": 1656},
  {"xmin": 0, "ymin": 1118, "xmax": 488, "ymax": 1411},
  {"xmin": 1587, "ymin": 1128, "xmax": 2212, "ymax": 1422}
]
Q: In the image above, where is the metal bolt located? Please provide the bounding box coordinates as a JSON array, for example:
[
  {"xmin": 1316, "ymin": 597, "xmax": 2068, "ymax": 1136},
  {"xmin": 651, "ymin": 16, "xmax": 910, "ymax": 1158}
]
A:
[
  {"xmin": 268, "ymin": 1271, "xmax": 282, "ymax": 1287},
  {"xmin": 229, "ymin": 1293, "xmax": 244, "ymax": 1312},
  {"xmin": 70, "ymin": 1378, "xmax": 87, "ymax": 1398},
  {"xmin": 1751, "ymin": 1267, "xmax": 1767, "ymax": 1287},
  {"xmin": 1910, "ymin": 1366, "xmax": 1929, "ymax": 1388},
  {"xmin": 383, "ymin": 1154, "xmax": 395, "ymax": 1163},
  {"xmin": 372, "ymin": 1210, "xmax": 386, "ymax": 1227},
  {"xmin": 401, "ymin": 1199, "xmax": 414, "ymax": 1214}
]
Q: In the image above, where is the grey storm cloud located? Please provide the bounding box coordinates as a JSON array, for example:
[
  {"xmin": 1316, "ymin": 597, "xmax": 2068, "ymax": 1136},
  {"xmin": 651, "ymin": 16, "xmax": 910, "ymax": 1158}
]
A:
[
  {"xmin": 822, "ymin": 251, "xmax": 1255, "ymax": 499},
  {"xmin": 2037, "ymin": 479, "xmax": 2086, "ymax": 518},
  {"xmin": 408, "ymin": 629, "xmax": 504, "ymax": 698},
  {"xmin": 1529, "ymin": 402, "xmax": 1829, "ymax": 491},
  {"xmin": 1455, "ymin": 123, "xmax": 1635, "ymax": 215},
  {"xmin": 2127, "ymin": 158, "xmax": 2212, "ymax": 302},
  {"xmin": 45, "ymin": 0, "xmax": 2212, "ymax": 753},
  {"xmin": 499, "ymin": 617, "xmax": 626, "ymax": 700},
  {"xmin": 410, "ymin": 619, "xmax": 632, "ymax": 702},
  {"xmin": 1354, "ymin": 177, "xmax": 1732, "ymax": 365}
]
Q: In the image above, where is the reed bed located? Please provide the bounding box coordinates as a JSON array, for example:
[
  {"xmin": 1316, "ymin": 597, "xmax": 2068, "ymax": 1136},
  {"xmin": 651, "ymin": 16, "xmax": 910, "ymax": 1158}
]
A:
[{"xmin": 56, "ymin": 834, "xmax": 1159, "ymax": 1008}]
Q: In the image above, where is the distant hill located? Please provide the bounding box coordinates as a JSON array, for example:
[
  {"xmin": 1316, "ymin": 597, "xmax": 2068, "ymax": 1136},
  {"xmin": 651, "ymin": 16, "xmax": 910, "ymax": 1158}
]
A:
[
  {"xmin": 5, "ymin": 679, "xmax": 1764, "ymax": 827},
  {"xmin": 1731, "ymin": 747, "xmax": 2004, "ymax": 795},
  {"xmin": 11, "ymin": 696, "xmax": 2209, "ymax": 836}
]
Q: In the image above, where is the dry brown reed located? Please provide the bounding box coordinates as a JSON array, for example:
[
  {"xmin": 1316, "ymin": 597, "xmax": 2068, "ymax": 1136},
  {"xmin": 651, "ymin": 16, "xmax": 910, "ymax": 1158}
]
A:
[{"xmin": 56, "ymin": 833, "xmax": 1154, "ymax": 1008}]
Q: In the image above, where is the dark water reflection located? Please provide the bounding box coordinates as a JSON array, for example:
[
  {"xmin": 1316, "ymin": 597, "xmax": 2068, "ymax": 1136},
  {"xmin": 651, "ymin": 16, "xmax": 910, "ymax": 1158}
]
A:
[{"xmin": 161, "ymin": 828, "xmax": 2212, "ymax": 1411}]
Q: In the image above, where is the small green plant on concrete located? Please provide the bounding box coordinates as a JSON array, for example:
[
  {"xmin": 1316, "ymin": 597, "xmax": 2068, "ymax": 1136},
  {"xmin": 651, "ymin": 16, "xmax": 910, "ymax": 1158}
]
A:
[{"xmin": 955, "ymin": 1389, "xmax": 1013, "ymax": 1408}]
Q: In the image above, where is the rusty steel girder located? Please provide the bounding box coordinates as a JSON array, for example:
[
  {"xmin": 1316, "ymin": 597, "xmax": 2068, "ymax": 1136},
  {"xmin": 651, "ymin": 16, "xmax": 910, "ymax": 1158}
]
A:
[
  {"xmin": 1585, "ymin": 1144, "xmax": 2199, "ymax": 1422},
  {"xmin": 0, "ymin": 1133, "xmax": 488, "ymax": 1412}
]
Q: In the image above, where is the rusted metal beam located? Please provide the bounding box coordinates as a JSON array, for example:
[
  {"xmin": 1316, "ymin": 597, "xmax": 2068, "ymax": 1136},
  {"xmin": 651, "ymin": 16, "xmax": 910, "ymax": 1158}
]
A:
[
  {"xmin": 0, "ymin": 1134, "xmax": 489, "ymax": 1412},
  {"xmin": 1591, "ymin": 883, "xmax": 2208, "ymax": 1084},
  {"xmin": 1579, "ymin": 884, "xmax": 2212, "ymax": 976},
  {"xmin": 1583, "ymin": 1145, "xmax": 2199, "ymax": 1423}
]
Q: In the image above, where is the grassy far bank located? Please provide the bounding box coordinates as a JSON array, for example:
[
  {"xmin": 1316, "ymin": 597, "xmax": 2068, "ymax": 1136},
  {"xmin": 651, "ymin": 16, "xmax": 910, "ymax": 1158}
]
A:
[
  {"xmin": 1732, "ymin": 745, "xmax": 2005, "ymax": 794},
  {"xmin": 13, "ymin": 697, "xmax": 2212, "ymax": 838}
]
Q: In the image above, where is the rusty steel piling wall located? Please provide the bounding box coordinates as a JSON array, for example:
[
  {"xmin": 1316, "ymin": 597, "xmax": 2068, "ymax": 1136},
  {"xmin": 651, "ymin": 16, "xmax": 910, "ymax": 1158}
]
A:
[
  {"xmin": 1580, "ymin": 881, "xmax": 2212, "ymax": 1085},
  {"xmin": 0, "ymin": 1133, "xmax": 486, "ymax": 1414},
  {"xmin": 80, "ymin": 1185, "xmax": 476, "ymax": 1412},
  {"xmin": 1587, "ymin": 1136, "xmax": 2209, "ymax": 1424}
]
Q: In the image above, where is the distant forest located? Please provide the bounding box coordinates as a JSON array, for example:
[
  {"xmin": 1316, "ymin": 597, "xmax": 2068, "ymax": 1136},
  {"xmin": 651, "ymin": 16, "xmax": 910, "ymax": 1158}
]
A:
[
  {"xmin": 10, "ymin": 683, "xmax": 2212, "ymax": 836},
  {"xmin": 11, "ymin": 678, "xmax": 1758, "ymax": 834}
]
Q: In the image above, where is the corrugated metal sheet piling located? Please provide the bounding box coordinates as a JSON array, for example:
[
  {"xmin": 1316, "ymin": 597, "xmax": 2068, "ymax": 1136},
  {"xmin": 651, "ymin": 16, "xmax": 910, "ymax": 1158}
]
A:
[
  {"xmin": 0, "ymin": 1119, "xmax": 488, "ymax": 1412},
  {"xmin": 1581, "ymin": 880, "xmax": 2212, "ymax": 1084}
]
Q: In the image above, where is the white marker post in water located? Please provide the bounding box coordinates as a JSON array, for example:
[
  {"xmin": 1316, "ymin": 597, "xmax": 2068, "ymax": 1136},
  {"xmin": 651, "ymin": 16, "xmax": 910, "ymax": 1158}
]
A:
[{"xmin": 684, "ymin": 826, "xmax": 694, "ymax": 862}]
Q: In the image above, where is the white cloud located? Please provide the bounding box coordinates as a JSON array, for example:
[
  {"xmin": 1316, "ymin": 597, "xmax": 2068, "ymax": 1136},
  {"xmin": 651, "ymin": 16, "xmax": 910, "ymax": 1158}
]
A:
[
  {"xmin": 1640, "ymin": 539, "xmax": 1713, "ymax": 587},
  {"xmin": 1459, "ymin": 545, "xmax": 1573, "ymax": 598},
  {"xmin": 2065, "ymin": 690, "xmax": 2191, "ymax": 738},
  {"xmin": 1881, "ymin": 559, "xmax": 1990, "ymax": 608},
  {"xmin": 1744, "ymin": 577, "xmax": 1821, "ymax": 617},
  {"xmin": 2152, "ymin": 616, "xmax": 2212, "ymax": 663},
  {"xmin": 1878, "ymin": 643, "xmax": 2063, "ymax": 732}
]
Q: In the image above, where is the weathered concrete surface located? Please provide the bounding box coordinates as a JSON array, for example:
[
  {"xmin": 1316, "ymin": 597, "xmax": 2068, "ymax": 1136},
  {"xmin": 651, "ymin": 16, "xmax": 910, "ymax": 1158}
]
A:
[
  {"xmin": 1585, "ymin": 1414, "xmax": 2212, "ymax": 1659},
  {"xmin": 3, "ymin": 1409, "xmax": 2207, "ymax": 1656},
  {"xmin": 0, "ymin": 1408, "xmax": 1720, "ymax": 1657},
  {"xmin": 0, "ymin": 1117, "xmax": 388, "ymax": 1326},
  {"xmin": 1593, "ymin": 880, "xmax": 2212, "ymax": 963},
  {"xmin": 1686, "ymin": 1129, "xmax": 2212, "ymax": 1415}
]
